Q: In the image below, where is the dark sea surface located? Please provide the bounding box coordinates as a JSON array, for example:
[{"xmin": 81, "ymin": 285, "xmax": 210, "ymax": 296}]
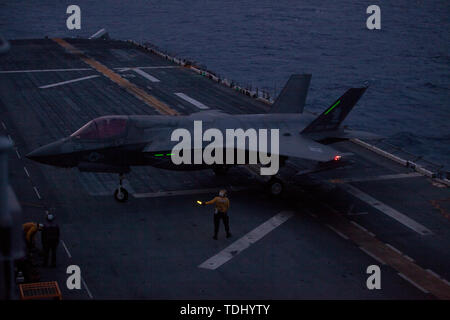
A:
[{"xmin": 1, "ymin": 0, "xmax": 449, "ymax": 167}]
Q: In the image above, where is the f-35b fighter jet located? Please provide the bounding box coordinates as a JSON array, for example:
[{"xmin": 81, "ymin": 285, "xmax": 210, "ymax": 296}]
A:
[{"xmin": 27, "ymin": 74, "xmax": 375, "ymax": 202}]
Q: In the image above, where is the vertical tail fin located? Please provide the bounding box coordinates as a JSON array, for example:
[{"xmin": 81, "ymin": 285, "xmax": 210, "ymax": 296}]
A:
[
  {"xmin": 301, "ymin": 87, "xmax": 367, "ymax": 133},
  {"xmin": 269, "ymin": 74, "xmax": 311, "ymax": 114}
]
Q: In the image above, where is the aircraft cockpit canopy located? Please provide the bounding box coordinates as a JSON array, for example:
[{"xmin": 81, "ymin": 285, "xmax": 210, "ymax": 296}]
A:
[{"xmin": 71, "ymin": 116, "xmax": 128, "ymax": 140}]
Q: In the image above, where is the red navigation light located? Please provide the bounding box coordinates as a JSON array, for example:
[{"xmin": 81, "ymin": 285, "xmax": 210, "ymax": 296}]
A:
[{"xmin": 334, "ymin": 155, "xmax": 341, "ymax": 161}]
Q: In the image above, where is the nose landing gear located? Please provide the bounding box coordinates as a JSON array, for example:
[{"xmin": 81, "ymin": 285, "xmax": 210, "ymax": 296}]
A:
[{"xmin": 114, "ymin": 173, "xmax": 129, "ymax": 202}]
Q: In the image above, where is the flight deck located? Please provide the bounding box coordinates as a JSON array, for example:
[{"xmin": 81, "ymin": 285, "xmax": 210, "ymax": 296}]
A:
[{"xmin": 0, "ymin": 38, "xmax": 449, "ymax": 299}]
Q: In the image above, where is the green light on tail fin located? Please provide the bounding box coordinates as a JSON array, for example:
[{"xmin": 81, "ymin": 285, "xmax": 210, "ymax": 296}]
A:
[{"xmin": 324, "ymin": 100, "xmax": 341, "ymax": 115}]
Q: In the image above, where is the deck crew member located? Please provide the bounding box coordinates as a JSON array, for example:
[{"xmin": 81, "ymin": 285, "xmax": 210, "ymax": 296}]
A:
[
  {"xmin": 22, "ymin": 222, "xmax": 40, "ymax": 252},
  {"xmin": 201, "ymin": 189, "xmax": 231, "ymax": 240},
  {"xmin": 41, "ymin": 213, "xmax": 60, "ymax": 267}
]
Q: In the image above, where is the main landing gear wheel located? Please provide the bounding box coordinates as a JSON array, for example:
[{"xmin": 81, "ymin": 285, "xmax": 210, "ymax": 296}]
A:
[
  {"xmin": 114, "ymin": 173, "xmax": 129, "ymax": 202},
  {"xmin": 268, "ymin": 178, "xmax": 284, "ymax": 197}
]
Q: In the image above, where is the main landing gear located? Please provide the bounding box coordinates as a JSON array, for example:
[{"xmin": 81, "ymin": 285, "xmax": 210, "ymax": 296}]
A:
[
  {"xmin": 267, "ymin": 177, "xmax": 284, "ymax": 197},
  {"xmin": 114, "ymin": 173, "xmax": 129, "ymax": 202},
  {"xmin": 212, "ymin": 164, "xmax": 285, "ymax": 197},
  {"xmin": 212, "ymin": 165, "xmax": 230, "ymax": 176}
]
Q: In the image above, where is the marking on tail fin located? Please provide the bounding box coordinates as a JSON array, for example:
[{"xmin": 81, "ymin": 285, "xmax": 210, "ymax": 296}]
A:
[
  {"xmin": 324, "ymin": 100, "xmax": 341, "ymax": 115},
  {"xmin": 302, "ymin": 87, "xmax": 367, "ymax": 134}
]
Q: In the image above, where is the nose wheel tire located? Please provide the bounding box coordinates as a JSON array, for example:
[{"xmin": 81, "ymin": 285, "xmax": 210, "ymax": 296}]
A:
[
  {"xmin": 114, "ymin": 187, "xmax": 129, "ymax": 202},
  {"xmin": 268, "ymin": 178, "xmax": 284, "ymax": 197}
]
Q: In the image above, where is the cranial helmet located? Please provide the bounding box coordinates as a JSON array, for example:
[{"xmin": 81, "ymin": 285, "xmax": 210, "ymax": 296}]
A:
[
  {"xmin": 219, "ymin": 189, "xmax": 227, "ymax": 197},
  {"xmin": 46, "ymin": 213, "xmax": 55, "ymax": 221}
]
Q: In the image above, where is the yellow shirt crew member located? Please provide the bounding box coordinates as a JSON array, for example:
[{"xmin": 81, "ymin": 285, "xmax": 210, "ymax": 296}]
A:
[
  {"xmin": 205, "ymin": 196, "xmax": 230, "ymax": 213},
  {"xmin": 23, "ymin": 222, "xmax": 39, "ymax": 250},
  {"xmin": 202, "ymin": 190, "xmax": 232, "ymax": 240}
]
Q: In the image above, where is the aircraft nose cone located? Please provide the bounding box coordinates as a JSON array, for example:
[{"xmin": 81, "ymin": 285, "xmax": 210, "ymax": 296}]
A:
[
  {"xmin": 26, "ymin": 140, "xmax": 64, "ymax": 166},
  {"xmin": 26, "ymin": 148, "xmax": 44, "ymax": 161}
]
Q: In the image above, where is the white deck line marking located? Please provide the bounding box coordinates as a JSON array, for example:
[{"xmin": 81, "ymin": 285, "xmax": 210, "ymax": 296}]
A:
[
  {"xmin": 199, "ymin": 211, "xmax": 294, "ymax": 270},
  {"xmin": 332, "ymin": 172, "xmax": 422, "ymax": 183},
  {"xmin": 132, "ymin": 68, "xmax": 160, "ymax": 82},
  {"xmin": 426, "ymin": 269, "xmax": 450, "ymax": 286},
  {"xmin": 0, "ymin": 68, "xmax": 93, "ymax": 74},
  {"xmin": 33, "ymin": 187, "xmax": 41, "ymax": 200},
  {"xmin": 347, "ymin": 211, "xmax": 368, "ymax": 216},
  {"xmin": 1, "ymin": 122, "xmax": 6, "ymax": 130},
  {"xmin": 350, "ymin": 221, "xmax": 368, "ymax": 232},
  {"xmin": 116, "ymin": 66, "xmax": 177, "ymax": 71},
  {"xmin": 61, "ymin": 240, "xmax": 93, "ymax": 298},
  {"xmin": 39, "ymin": 75, "xmax": 100, "ymax": 89},
  {"xmin": 359, "ymin": 247, "xmax": 386, "ymax": 265},
  {"xmin": 174, "ymin": 92, "xmax": 209, "ymax": 109},
  {"xmin": 426, "ymin": 269, "xmax": 442, "ymax": 280},
  {"xmin": 326, "ymin": 224, "xmax": 349, "ymax": 240},
  {"xmin": 23, "ymin": 167, "xmax": 30, "ymax": 178},
  {"xmin": 385, "ymin": 244, "xmax": 415, "ymax": 261},
  {"xmin": 61, "ymin": 240, "xmax": 72, "ymax": 259},
  {"xmin": 33, "ymin": 186, "xmax": 41, "ymax": 200},
  {"xmin": 15, "ymin": 148, "xmax": 21, "ymax": 159},
  {"xmin": 385, "ymin": 243, "xmax": 403, "ymax": 255},
  {"xmin": 137, "ymin": 66, "xmax": 178, "ymax": 69},
  {"xmin": 341, "ymin": 184, "xmax": 432, "ymax": 235},
  {"xmin": 134, "ymin": 186, "xmax": 248, "ymax": 198},
  {"xmin": 81, "ymin": 277, "xmax": 93, "ymax": 299},
  {"xmin": 398, "ymin": 273, "xmax": 429, "ymax": 294}
]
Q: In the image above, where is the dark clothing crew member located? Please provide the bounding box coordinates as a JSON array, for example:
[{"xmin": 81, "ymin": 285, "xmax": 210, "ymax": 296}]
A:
[{"xmin": 41, "ymin": 213, "xmax": 60, "ymax": 267}]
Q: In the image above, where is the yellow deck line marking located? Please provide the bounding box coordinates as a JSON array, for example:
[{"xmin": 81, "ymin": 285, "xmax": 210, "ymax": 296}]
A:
[
  {"xmin": 52, "ymin": 38, "xmax": 179, "ymax": 116},
  {"xmin": 340, "ymin": 183, "xmax": 432, "ymax": 235},
  {"xmin": 316, "ymin": 211, "xmax": 450, "ymax": 299}
]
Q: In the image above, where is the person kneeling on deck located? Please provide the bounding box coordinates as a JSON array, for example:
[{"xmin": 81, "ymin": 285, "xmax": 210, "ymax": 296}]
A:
[
  {"xmin": 201, "ymin": 189, "xmax": 231, "ymax": 240},
  {"xmin": 22, "ymin": 222, "xmax": 41, "ymax": 254}
]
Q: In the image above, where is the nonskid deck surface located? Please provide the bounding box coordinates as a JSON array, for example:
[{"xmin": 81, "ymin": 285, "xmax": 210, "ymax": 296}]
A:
[{"xmin": 1, "ymin": 38, "xmax": 449, "ymax": 299}]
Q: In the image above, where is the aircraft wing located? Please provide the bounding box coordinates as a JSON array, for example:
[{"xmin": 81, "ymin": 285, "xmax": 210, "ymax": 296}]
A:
[
  {"xmin": 220, "ymin": 132, "xmax": 343, "ymax": 162},
  {"xmin": 143, "ymin": 133, "xmax": 341, "ymax": 162},
  {"xmin": 276, "ymin": 134, "xmax": 342, "ymax": 162},
  {"xmin": 142, "ymin": 139, "xmax": 176, "ymax": 153}
]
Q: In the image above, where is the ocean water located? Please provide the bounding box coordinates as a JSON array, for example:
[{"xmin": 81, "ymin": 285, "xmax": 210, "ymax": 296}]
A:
[{"xmin": 1, "ymin": 0, "xmax": 449, "ymax": 167}]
